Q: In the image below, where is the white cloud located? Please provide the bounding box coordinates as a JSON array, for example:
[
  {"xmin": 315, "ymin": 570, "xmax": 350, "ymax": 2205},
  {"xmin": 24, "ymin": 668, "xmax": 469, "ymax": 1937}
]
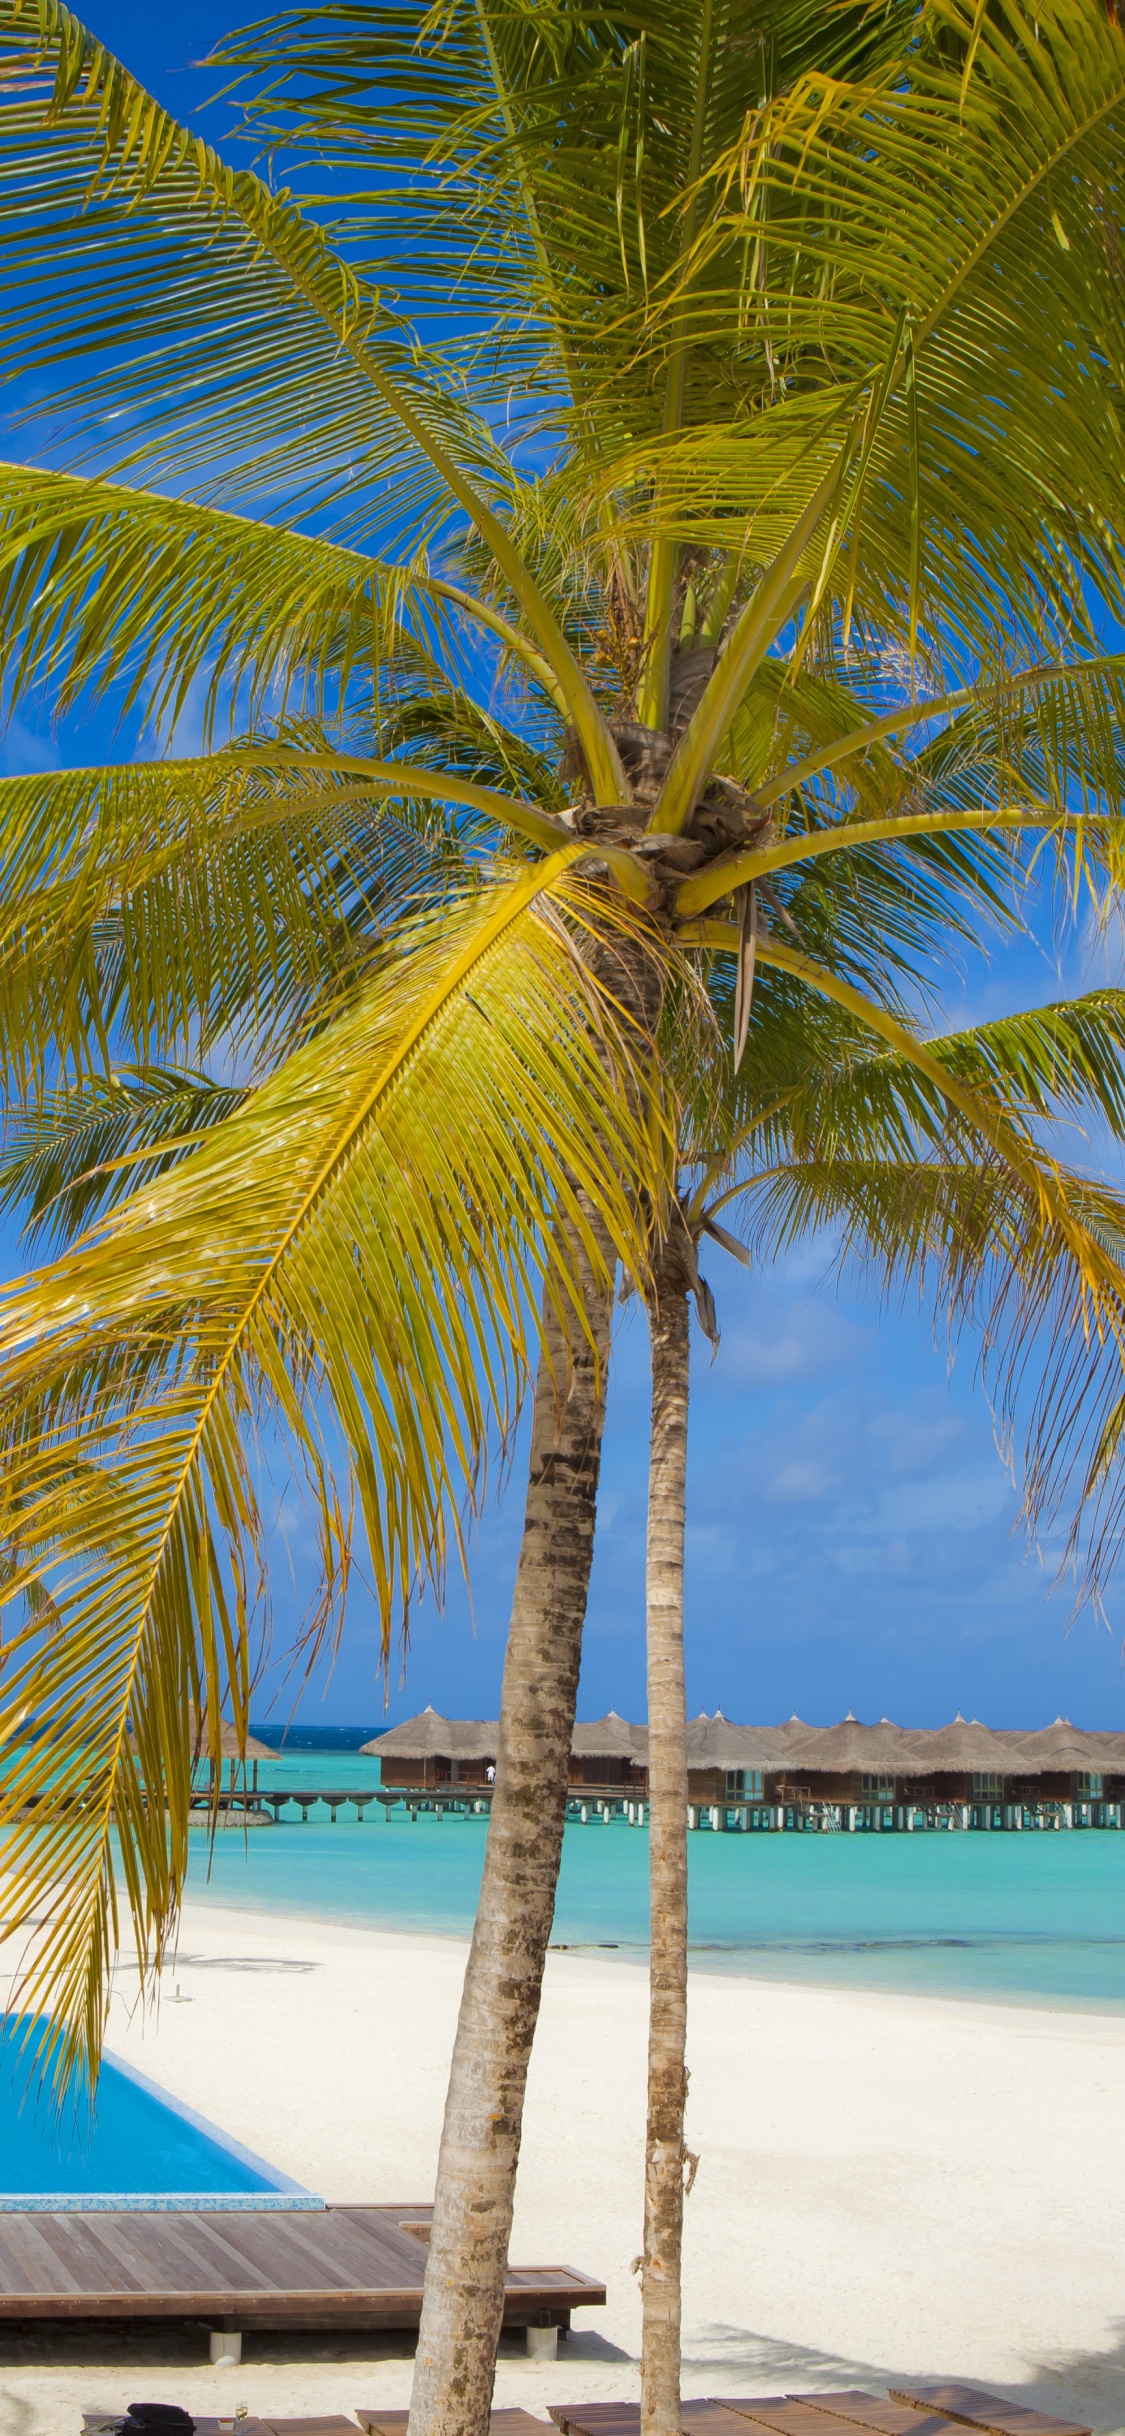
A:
[
  {"xmin": 875, "ymin": 1465, "xmax": 1011, "ymax": 1534},
  {"xmin": 1, "ymin": 717, "xmax": 60, "ymax": 776},
  {"xmin": 721, "ymin": 1302, "xmax": 868, "ymax": 1386},
  {"xmin": 768, "ymin": 1458, "xmax": 838, "ymax": 1503}
]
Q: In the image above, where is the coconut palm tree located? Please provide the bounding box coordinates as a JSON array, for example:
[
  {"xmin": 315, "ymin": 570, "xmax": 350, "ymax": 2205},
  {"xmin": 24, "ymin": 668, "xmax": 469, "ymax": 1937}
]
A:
[
  {"xmin": 638, "ymin": 969, "xmax": 1125, "ymax": 2433},
  {"xmin": 4, "ymin": 6, "xmax": 1125, "ymax": 2433}
]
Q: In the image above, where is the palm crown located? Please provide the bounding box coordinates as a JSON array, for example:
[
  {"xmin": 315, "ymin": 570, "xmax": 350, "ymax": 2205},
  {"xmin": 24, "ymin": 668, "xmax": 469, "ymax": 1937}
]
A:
[{"xmin": 1, "ymin": 0, "xmax": 1125, "ymax": 2092}]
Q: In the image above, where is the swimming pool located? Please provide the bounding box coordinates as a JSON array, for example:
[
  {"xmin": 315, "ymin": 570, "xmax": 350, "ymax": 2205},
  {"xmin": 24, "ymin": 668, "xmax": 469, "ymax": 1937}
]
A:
[{"xmin": 0, "ymin": 2016, "xmax": 320, "ymax": 2211}]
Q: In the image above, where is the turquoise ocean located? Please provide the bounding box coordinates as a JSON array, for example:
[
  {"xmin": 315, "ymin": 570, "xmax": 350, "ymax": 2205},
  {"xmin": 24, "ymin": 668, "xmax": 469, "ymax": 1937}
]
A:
[{"xmin": 182, "ymin": 1752, "xmax": 1125, "ymax": 2013}]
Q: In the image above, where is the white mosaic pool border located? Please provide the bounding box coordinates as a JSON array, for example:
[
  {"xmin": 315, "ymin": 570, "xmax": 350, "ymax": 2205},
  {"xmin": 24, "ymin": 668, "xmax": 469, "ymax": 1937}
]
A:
[
  {"xmin": 0, "ymin": 2038, "xmax": 324, "ymax": 2211},
  {"xmin": 0, "ymin": 2188, "xmax": 324, "ymax": 2211}
]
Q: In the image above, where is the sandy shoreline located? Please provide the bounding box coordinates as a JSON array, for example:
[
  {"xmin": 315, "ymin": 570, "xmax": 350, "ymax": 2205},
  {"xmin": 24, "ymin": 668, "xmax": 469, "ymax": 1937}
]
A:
[{"xmin": 2, "ymin": 1898, "xmax": 1125, "ymax": 2436}]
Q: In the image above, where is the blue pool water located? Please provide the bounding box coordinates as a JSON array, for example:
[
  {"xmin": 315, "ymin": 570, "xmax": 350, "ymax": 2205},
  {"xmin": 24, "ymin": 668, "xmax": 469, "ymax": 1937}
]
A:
[
  {"xmin": 181, "ymin": 1756, "xmax": 1125, "ymax": 2013},
  {"xmin": 0, "ymin": 2017, "xmax": 318, "ymax": 2210}
]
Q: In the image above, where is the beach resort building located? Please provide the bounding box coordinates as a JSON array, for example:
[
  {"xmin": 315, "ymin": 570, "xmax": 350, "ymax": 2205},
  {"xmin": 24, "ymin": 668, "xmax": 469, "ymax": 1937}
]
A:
[{"xmin": 361, "ymin": 1709, "xmax": 1125, "ymax": 1830}]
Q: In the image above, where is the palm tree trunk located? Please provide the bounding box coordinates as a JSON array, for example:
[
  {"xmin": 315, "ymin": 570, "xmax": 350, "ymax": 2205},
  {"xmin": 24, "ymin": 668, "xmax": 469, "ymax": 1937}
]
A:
[
  {"xmin": 408, "ymin": 1213, "xmax": 615, "ymax": 2436},
  {"xmin": 641, "ymin": 1241, "xmax": 692, "ymax": 2436}
]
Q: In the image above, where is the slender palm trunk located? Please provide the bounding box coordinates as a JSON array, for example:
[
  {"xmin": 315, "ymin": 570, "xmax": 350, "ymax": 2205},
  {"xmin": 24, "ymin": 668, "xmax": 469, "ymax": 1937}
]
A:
[
  {"xmin": 408, "ymin": 1214, "xmax": 615, "ymax": 2436},
  {"xmin": 641, "ymin": 1243, "xmax": 692, "ymax": 2436}
]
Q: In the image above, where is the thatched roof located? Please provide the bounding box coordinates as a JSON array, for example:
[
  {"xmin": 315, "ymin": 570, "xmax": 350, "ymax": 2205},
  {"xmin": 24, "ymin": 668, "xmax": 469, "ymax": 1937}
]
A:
[
  {"xmin": 1084, "ymin": 1730, "xmax": 1125, "ymax": 1761},
  {"xmin": 771, "ymin": 1715, "xmax": 816, "ymax": 1748},
  {"xmin": 1006, "ymin": 1720, "xmax": 1106, "ymax": 1769},
  {"xmin": 129, "ymin": 1714, "xmax": 278, "ymax": 1760},
  {"xmin": 571, "ymin": 1712, "xmax": 646, "ymax": 1759},
  {"xmin": 214, "ymin": 1720, "xmax": 277, "ymax": 1761},
  {"xmin": 359, "ymin": 1707, "xmax": 1121, "ymax": 1776},
  {"xmin": 779, "ymin": 1715, "xmax": 911, "ymax": 1773},
  {"xmin": 365, "ymin": 1710, "xmax": 642, "ymax": 1763},
  {"xmin": 362, "ymin": 1708, "xmax": 498, "ymax": 1759},
  {"xmin": 905, "ymin": 1717, "xmax": 1019, "ymax": 1772},
  {"xmin": 684, "ymin": 1713, "xmax": 791, "ymax": 1767}
]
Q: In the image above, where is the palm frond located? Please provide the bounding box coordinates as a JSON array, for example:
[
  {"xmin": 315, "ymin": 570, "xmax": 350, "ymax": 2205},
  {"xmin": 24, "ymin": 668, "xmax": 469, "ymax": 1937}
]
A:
[
  {"xmin": 688, "ymin": 941, "xmax": 1125, "ymax": 1613},
  {"xmin": 0, "ymin": 1065, "xmax": 245, "ymax": 1249},
  {"xmin": 0, "ymin": 859, "xmax": 659, "ymax": 2090},
  {"xmin": 0, "ymin": 742, "xmax": 608, "ymax": 1091},
  {"xmin": 0, "ymin": 3, "xmax": 622, "ymax": 790},
  {"xmin": 0, "ymin": 465, "xmax": 565, "ymax": 737}
]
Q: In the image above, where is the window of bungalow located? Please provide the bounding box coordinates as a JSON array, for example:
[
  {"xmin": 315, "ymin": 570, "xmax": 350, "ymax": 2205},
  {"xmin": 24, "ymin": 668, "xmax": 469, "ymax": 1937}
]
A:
[
  {"xmin": 1076, "ymin": 1771, "xmax": 1104, "ymax": 1796},
  {"xmin": 972, "ymin": 1772, "xmax": 1003, "ymax": 1797},
  {"xmin": 725, "ymin": 1769, "xmax": 763, "ymax": 1796},
  {"xmin": 861, "ymin": 1774, "xmax": 895, "ymax": 1796}
]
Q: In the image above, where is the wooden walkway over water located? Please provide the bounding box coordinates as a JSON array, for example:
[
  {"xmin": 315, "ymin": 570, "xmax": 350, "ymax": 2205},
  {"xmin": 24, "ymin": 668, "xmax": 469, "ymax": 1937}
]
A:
[
  {"xmin": 0, "ymin": 2201, "xmax": 604, "ymax": 2339},
  {"xmin": 189, "ymin": 1786, "xmax": 1125, "ymax": 1832}
]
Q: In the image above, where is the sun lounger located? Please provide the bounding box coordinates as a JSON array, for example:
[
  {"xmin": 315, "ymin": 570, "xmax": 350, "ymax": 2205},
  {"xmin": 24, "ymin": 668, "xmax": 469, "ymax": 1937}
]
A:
[
  {"xmin": 723, "ymin": 2403, "xmax": 897, "ymax": 2436},
  {"xmin": 784, "ymin": 2393, "xmax": 961, "ymax": 2436},
  {"xmin": 550, "ymin": 2407, "xmax": 791, "ymax": 2436},
  {"xmin": 262, "ymin": 2419, "xmax": 364, "ymax": 2434},
  {"xmin": 359, "ymin": 2414, "xmax": 548, "ymax": 2436},
  {"xmin": 888, "ymin": 2389, "xmax": 1089, "ymax": 2436},
  {"xmin": 549, "ymin": 2395, "xmax": 1092, "ymax": 2436}
]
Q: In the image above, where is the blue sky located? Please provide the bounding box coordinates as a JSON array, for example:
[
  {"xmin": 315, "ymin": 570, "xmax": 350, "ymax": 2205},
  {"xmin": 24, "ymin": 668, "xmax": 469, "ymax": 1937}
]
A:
[{"xmin": 15, "ymin": 0, "xmax": 1125, "ymax": 1734}]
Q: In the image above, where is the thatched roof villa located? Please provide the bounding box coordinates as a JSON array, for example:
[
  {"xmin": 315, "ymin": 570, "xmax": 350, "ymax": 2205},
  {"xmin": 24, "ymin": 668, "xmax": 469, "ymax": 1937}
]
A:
[{"xmin": 362, "ymin": 1709, "xmax": 1123, "ymax": 1808}]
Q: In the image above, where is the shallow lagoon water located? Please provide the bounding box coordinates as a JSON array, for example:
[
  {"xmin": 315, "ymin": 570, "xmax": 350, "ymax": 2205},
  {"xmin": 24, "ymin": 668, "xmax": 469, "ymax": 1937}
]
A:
[{"xmin": 182, "ymin": 1755, "xmax": 1125, "ymax": 2011}]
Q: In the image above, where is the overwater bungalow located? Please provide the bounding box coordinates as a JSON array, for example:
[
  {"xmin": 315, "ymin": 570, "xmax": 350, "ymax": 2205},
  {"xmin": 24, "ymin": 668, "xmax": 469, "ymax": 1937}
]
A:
[
  {"xmin": 360, "ymin": 1708, "xmax": 1125, "ymax": 1828},
  {"xmin": 683, "ymin": 1713, "xmax": 787, "ymax": 1804},
  {"xmin": 365, "ymin": 1710, "xmax": 647, "ymax": 1800},
  {"xmin": 769, "ymin": 1713, "xmax": 918, "ymax": 1807},
  {"xmin": 899, "ymin": 1716, "xmax": 1021, "ymax": 1806},
  {"xmin": 998, "ymin": 1719, "xmax": 1123, "ymax": 1810},
  {"xmin": 568, "ymin": 1714, "xmax": 647, "ymax": 1796},
  {"xmin": 365, "ymin": 1708, "xmax": 498, "ymax": 1791}
]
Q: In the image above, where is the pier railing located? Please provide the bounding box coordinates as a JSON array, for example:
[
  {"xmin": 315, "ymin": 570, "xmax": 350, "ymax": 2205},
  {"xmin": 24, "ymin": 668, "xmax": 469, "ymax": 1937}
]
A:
[{"xmin": 175, "ymin": 1785, "xmax": 1125, "ymax": 1831}]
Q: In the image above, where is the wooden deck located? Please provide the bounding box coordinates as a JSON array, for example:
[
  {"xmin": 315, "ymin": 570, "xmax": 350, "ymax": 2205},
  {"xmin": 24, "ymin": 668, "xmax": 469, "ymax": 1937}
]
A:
[
  {"xmin": 85, "ymin": 2419, "xmax": 361, "ymax": 2434},
  {"xmin": 0, "ymin": 2202, "xmax": 604, "ymax": 2332},
  {"xmin": 550, "ymin": 2396, "xmax": 1091, "ymax": 2436},
  {"xmin": 550, "ymin": 2405, "xmax": 762, "ymax": 2436},
  {"xmin": 889, "ymin": 2390, "xmax": 1091, "ymax": 2436},
  {"xmin": 75, "ymin": 2386, "xmax": 1091, "ymax": 2436},
  {"xmin": 358, "ymin": 2413, "xmax": 550, "ymax": 2436}
]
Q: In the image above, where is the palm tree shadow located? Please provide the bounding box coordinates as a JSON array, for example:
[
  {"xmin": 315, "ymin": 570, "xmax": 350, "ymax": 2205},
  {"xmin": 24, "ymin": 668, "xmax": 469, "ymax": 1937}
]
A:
[{"xmin": 684, "ymin": 2324, "xmax": 1125, "ymax": 2435}]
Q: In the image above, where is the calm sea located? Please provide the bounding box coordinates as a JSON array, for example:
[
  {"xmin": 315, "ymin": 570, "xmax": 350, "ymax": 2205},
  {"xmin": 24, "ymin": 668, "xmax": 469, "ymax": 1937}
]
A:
[{"xmin": 180, "ymin": 1751, "xmax": 1125, "ymax": 2012}]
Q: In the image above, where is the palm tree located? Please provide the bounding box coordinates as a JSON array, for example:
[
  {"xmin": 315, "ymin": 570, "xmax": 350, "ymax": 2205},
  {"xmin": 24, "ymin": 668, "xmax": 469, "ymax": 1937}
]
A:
[
  {"xmin": 3, "ymin": 6, "xmax": 1125, "ymax": 2432},
  {"xmin": 638, "ymin": 971, "xmax": 1125, "ymax": 2434}
]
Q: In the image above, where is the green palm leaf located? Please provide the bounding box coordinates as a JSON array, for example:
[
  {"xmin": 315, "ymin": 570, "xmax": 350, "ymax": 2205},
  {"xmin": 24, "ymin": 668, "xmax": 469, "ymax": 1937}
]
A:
[
  {"xmin": 0, "ymin": 465, "xmax": 567, "ymax": 734},
  {"xmin": 0, "ymin": 1066, "xmax": 245, "ymax": 1249},
  {"xmin": 0, "ymin": 858, "xmax": 657, "ymax": 2088},
  {"xmin": 670, "ymin": 969, "xmax": 1125, "ymax": 1621}
]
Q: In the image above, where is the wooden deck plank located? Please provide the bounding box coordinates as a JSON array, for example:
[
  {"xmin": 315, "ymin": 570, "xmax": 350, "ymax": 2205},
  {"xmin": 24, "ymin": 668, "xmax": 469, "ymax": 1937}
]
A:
[
  {"xmin": 550, "ymin": 2404, "xmax": 749, "ymax": 2436},
  {"xmin": 0, "ymin": 2213, "xmax": 97, "ymax": 2296},
  {"xmin": 0, "ymin": 2204, "xmax": 606, "ymax": 2326},
  {"xmin": 724, "ymin": 2401, "xmax": 880, "ymax": 2436},
  {"xmin": 795, "ymin": 2393, "xmax": 955, "ymax": 2436},
  {"xmin": 264, "ymin": 2418, "xmax": 363, "ymax": 2434},
  {"xmin": 550, "ymin": 2407, "xmax": 646, "ymax": 2436},
  {"xmin": 359, "ymin": 2411, "xmax": 548, "ymax": 2436},
  {"xmin": 889, "ymin": 2388, "xmax": 1089, "ymax": 2436}
]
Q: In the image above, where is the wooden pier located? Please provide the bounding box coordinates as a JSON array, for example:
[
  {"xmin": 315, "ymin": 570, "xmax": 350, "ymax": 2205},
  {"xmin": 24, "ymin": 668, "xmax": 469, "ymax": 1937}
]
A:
[
  {"xmin": 0, "ymin": 2201, "xmax": 605, "ymax": 2348},
  {"xmin": 186, "ymin": 1784, "xmax": 1125, "ymax": 1831}
]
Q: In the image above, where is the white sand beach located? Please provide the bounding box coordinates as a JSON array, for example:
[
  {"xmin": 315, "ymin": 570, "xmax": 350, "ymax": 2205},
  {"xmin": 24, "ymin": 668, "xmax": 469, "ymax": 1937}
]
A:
[{"xmin": 2, "ymin": 1901, "xmax": 1125, "ymax": 2436}]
